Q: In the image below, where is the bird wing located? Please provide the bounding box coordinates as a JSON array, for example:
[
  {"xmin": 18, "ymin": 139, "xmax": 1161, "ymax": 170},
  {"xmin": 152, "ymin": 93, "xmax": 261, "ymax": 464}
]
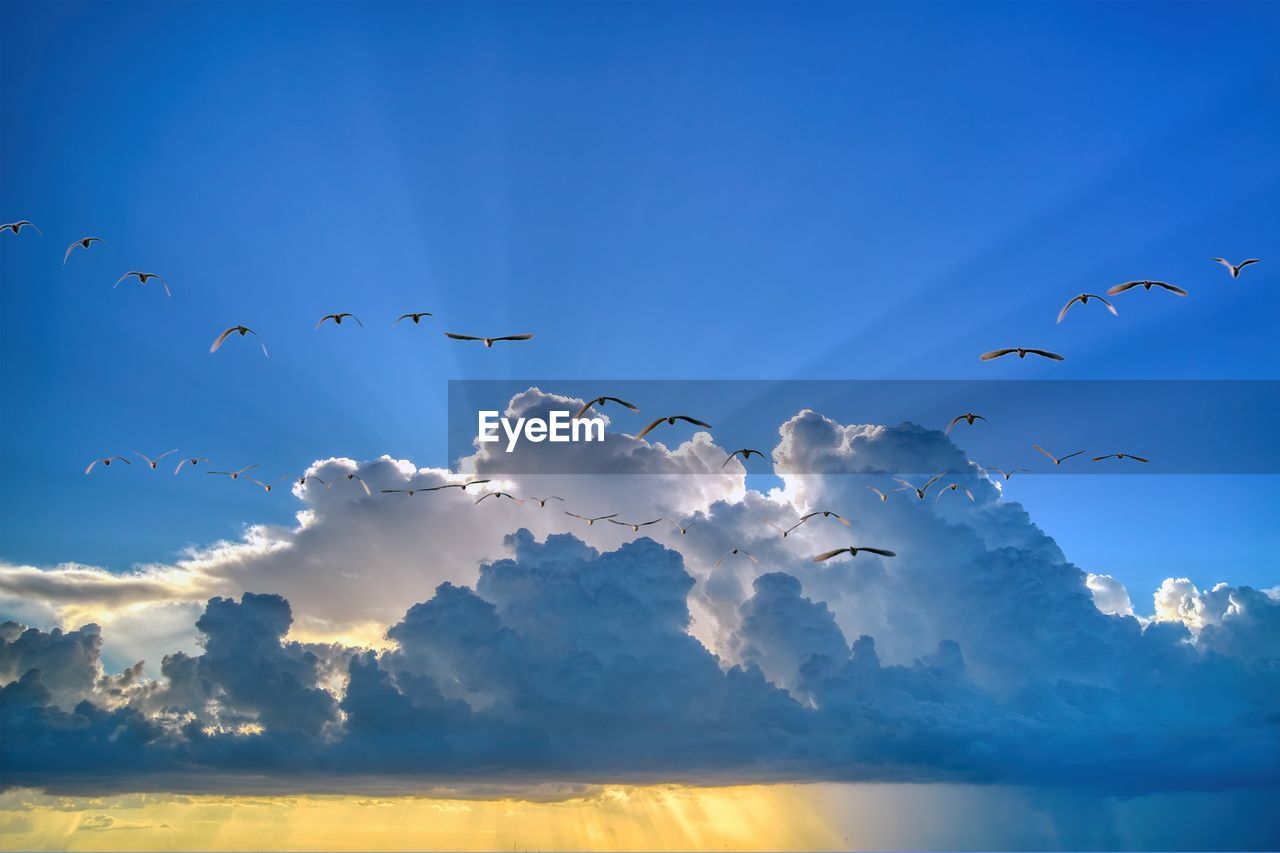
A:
[
  {"xmin": 1157, "ymin": 282, "xmax": 1189, "ymax": 296},
  {"xmin": 62, "ymin": 242, "xmax": 80, "ymax": 266},
  {"xmin": 84, "ymin": 460, "xmax": 99, "ymax": 475},
  {"xmin": 635, "ymin": 418, "xmax": 665, "ymax": 439},
  {"xmin": 159, "ymin": 277, "xmax": 172, "ymax": 298},
  {"xmin": 357, "ymin": 478, "xmax": 371, "ymax": 497},
  {"xmin": 445, "ymin": 333, "xmax": 482, "ymax": 341},
  {"xmin": 1033, "ymin": 444, "xmax": 1057, "ymax": 463},
  {"xmin": 1237, "ymin": 259, "xmax": 1260, "ymax": 270},
  {"xmin": 593, "ymin": 514, "xmax": 619, "ymax": 522},
  {"xmin": 1096, "ymin": 294, "xmax": 1118, "ymax": 315},
  {"xmin": 675, "ymin": 416, "xmax": 712, "ymax": 428},
  {"xmin": 945, "ymin": 415, "xmax": 963, "ymax": 433},
  {"xmin": 962, "ymin": 488, "xmax": 974, "ymax": 501},
  {"xmin": 350, "ymin": 315, "xmax": 364, "ymax": 327},
  {"xmin": 492, "ymin": 334, "xmax": 534, "ymax": 342},
  {"xmin": 316, "ymin": 315, "xmax": 335, "ymax": 329},
  {"xmin": 602, "ymin": 396, "xmax": 639, "ymax": 411},
  {"xmin": 1027, "ymin": 349, "xmax": 1065, "ymax": 360},
  {"xmin": 156, "ymin": 449, "xmax": 178, "ymax": 462},
  {"xmin": 922, "ymin": 473, "xmax": 944, "ymax": 491},
  {"xmin": 565, "ymin": 512, "xmax": 586, "ymax": 520},
  {"xmin": 1059, "ymin": 450, "xmax": 1086, "ymax": 462},
  {"xmin": 1091, "ymin": 455, "xmax": 1116, "ymax": 462},
  {"xmin": 475, "ymin": 494, "xmax": 495, "ymax": 504},
  {"xmin": 637, "ymin": 519, "xmax": 662, "ymax": 527},
  {"xmin": 133, "ymin": 451, "xmax": 155, "ymax": 465},
  {"xmin": 1130, "ymin": 455, "xmax": 1150, "ymax": 463},
  {"xmin": 1107, "ymin": 281, "xmax": 1140, "ymax": 295},
  {"xmin": 114, "ymin": 272, "xmax": 137, "ymax": 287},
  {"xmin": 862, "ymin": 547, "xmax": 897, "ymax": 557},
  {"xmin": 210, "ymin": 328, "xmax": 237, "ymax": 353},
  {"xmin": 243, "ymin": 328, "xmax": 268, "ymax": 357},
  {"xmin": 979, "ymin": 349, "xmax": 1015, "ymax": 361},
  {"xmin": 867, "ymin": 486, "xmax": 886, "ymax": 500},
  {"xmin": 813, "ymin": 548, "xmax": 849, "ymax": 563},
  {"xmin": 1056, "ymin": 295, "xmax": 1084, "ymax": 324},
  {"xmin": 573, "ymin": 401, "xmax": 597, "ymax": 419},
  {"xmin": 832, "ymin": 512, "xmax": 851, "ymax": 525},
  {"xmin": 1211, "ymin": 258, "xmax": 1232, "ymax": 271}
]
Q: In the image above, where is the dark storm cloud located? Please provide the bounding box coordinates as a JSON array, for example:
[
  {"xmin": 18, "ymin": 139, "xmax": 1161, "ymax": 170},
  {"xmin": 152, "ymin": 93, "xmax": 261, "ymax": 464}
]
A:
[{"xmin": 2, "ymin": 529, "xmax": 1278, "ymax": 795}]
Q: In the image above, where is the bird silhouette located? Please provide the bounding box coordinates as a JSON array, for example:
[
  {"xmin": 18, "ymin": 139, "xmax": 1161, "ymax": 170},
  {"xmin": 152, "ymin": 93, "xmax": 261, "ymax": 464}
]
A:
[
  {"xmin": 893, "ymin": 474, "xmax": 945, "ymax": 500},
  {"xmin": 635, "ymin": 415, "xmax": 712, "ymax": 440},
  {"xmin": 980, "ymin": 348, "xmax": 1064, "ymax": 362},
  {"xmin": 426, "ymin": 479, "xmax": 492, "ymax": 492},
  {"xmin": 1, "ymin": 220, "xmax": 41, "ymax": 236},
  {"xmin": 133, "ymin": 449, "xmax": 178, "ymax": 469},
  {"xmin": 867, "ymin": 486, "xmax": 888, "ymax": 502},
  {"xmin": 115, "ymin": 271, "xmax": 170, "ymax": 297},
  {"xmin": 527, "ymin": 496, "xmax": 565, "ymax": 507},
  {"xmin": 1210, "ymin": 258, "xmax": 1259, "ymax": 279},
  {"xmin": 668, "ymin": 519, "xmax": 697, "ymax": 535},
  {"xmin": 85, "ymin": 456, "xmax": 131, "ymax": 475},
  {"xmin": 722, "ymin": 448, "xmax": 767, "ymax": 469},
  {"xmin": 445, "ymin": 332, "xmax": 534, "ymax": 347},
  {"xmin": 475, "ymin": 492, "xmax": 524, "ymax": 505},
  {"xmin": 63, "ymin": 237, "xmax": 112, "ymax": 266},
  {"xmin": 1057, "ymin": 293, "xmax": 1117, "ymax": 323},
  {"xmin": 210, "ymin": 325, "xmax": 268, "ymax": 357},
  {"xmin": 317, "ymin": 313, "xmax": 363, "ymax": 329},
  {"xmin": 813, "ymin": 546, "xmax": 896, "ymax": 562},
  {"xmin": 245, "ymin": 475, "xmax": 290, "ymax": 493},
  {"xmin": 945, "ymin": 413, "xmax": 988, "ymax": 434},
  {"xmin": 565, "ymin": 512, "xmax": 618, "ymax": 525},
  {"xmin": 715, "ymin": 549, "xmax": 759, "ymax": 567},
  {"xmin": 574, "ymin": 396, "xmax": 640, "ymax": 419},
  {"xmin": 1106, "ymin": 280, "xmax": 1188, "ymax": 297},
  {"xmin": 935, "ymin": 483, "xmax": 975, "ymax": 503},
  {"xmin": 394, "ymin": 312, "xmax": 433, "ymax": 325},
  {"xmin": 1092, "ymin": 452, "xmax": 1149, "ymax": 463},
  {"xmin": 608, "ymin": 518, "xmax": 664, "ymax": 532},
  {"xmin": 328, "ymin": 472, "xmax": 372, "ymax": 496},
  {"xmin": 1033, "ymin": 445, "xmax": 1086, "ymax": 466},
  {"xmin": 984, "ymin": 467, "xmax": 1028, "ymax": 481},
  {"xmin": 207, "ymin": 464, "xmax": 259, "ymax": 481},
  {"xmin": 173, "ymin": 457, "xmax": 211, "ymax": 475}
]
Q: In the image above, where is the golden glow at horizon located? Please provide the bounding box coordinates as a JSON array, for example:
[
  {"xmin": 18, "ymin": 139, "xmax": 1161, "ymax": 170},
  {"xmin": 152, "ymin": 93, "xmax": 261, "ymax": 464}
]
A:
[{"xmin": 0, "ymin": 784, "xmax": 844, "ymax": 852}]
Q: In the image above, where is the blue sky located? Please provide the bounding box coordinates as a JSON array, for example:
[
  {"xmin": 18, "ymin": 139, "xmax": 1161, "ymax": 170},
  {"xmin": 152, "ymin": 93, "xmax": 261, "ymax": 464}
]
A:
[{"xmin": 2, "ymin": 1, "xmax": 1279, "ymax": 599}]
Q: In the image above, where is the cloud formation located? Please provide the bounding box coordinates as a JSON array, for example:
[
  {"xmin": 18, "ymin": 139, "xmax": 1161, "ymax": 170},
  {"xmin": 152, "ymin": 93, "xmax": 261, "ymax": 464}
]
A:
[{"xmin": 2, "ymin": 389, "xmax": 1278, "ymax": 796}]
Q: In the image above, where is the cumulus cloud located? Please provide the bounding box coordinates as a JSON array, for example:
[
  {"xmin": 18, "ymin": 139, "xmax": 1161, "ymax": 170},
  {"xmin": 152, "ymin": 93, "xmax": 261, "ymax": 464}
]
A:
[{"xmin": 1, "ymin": 389, "xmax": 1277, "ymax": 797}]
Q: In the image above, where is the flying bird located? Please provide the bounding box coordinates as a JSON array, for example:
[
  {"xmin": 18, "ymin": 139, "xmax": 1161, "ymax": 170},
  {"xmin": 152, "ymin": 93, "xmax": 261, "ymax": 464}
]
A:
[
  {"xmin": 867, "ymin": 486, "xmax": 888, "ymax": 502},
  {"xmin": 813, "ymin": 546, "xmax": 896, "ymax": 562},
  {"xmin": 1210, "ymin": 258, "xmax": 1259, "ymax": 279},
  {"xmin": 63, "ymin": 237, "xmax": 112, "ymax": 266},
  {"xmin": 945, "ymin": 413, "xmax": 988, "ymax": 434},
  {"xmin": 715, "ymin": 549, "xmax": 759, "ymax": 567},
  {"xmin": 1057, "ymin": 293, "xmax": 1117, "ymax": 323},
  {"xmin": 1033, "ymin": 445, "xmax": 1086, "ymax": 466},
  {"xmin": 85, "ymin": 456, "xmax": 131, "ymax": 475},
  {"xmin": 1106, "ymin": 280, "xmax": 1188, "ymax": 297},
  {"xmin": 207, "ymin": 464, "xmax": 259, "ymax": 480},
  {"xmin": 395, "ymin": 312, "xmax": 434, "ymax": 325},
  {"xmin": 722, "ymin": 448, "xmax": 767, "ymax": 469},
  {"xmin": 317, "ymin": 313, "xmax": 363, "ymax": 329},
  {"xmin": 574, "ymin": 396, "xmax": 639, "ymax": 419},
  {"xmin": 328, "ymin": 472, "xmax": 372, "ymax": 497},
  {"xmin": 527, "ymin": 496, "xmax": 565, "ymax": 507},
  {"xmin": 173, "ymin": 457, "xmax": 211, "ymax": 475},
  {"xmin": 133, "ymin": 449, "xmax": 178, "ymax": 469},
  {"xmin": 245, "ymin": 475, "xmax": 290, "ymax": 493},
  {"xmin": 445, "ymin": 332, "xmax": 534, "ymax": 348},
  {"xmin": 984, "ymin": 467, "xmax": 1028, "ymax": 481},
  {"xmin": 426, "ymin": 479, "xmax": 492, "ymax": 492},
  {"xmin": 475, "ymin": 492, "xmax": 524, "ymax": 505},
  {"xmin": 210, "ymin": 325, "xmax": 268, "ymax": 357},
  {"xmin": 979, "ymin": 348, "xmax": 1064, "ymax": 362},
  {"xmin": 777, "ymin": 511, "xmax": 851, "ymax": 537},
  {"xmin": 565, "ymin": 512, "xmax": 618, "ymax": 525},
  {"xmin": 1, "ymin": 220, "xmax": 41, "ymax": 236},
  {"xmin": 668, "ymin": 519, "xmax": 697, "ymax": 535},
  {"xmin": 893, "ymin": 473, "xmax": 945, "ymax": 500},
  {"xmin": 935, "ymin": 483, "xmax": 975, "ymax": 503},
  {"xmin": 298, "ymin": 475, "xmax": 326, "ymax": 486},
  {"xmin": 1092, "ymin": 452, "xmax": 1150, "ymax": 463},
  {"xmin": 115, "ymin": 271, "xmax": 171, "ymax": 297},
  {"xmin": 608, "ymin": 518, "xmax": 664, "ymax": 532},
  {"xmin": 635, "ymin": 415, "xmax": 713, "ymax": 440}
]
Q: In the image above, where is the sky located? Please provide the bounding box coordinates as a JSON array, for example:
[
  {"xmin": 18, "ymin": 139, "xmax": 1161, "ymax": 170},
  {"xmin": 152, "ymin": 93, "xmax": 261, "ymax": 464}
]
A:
[{"xmin": 1, "ymin": 2, "xmax": 1279, "ymax": 851}]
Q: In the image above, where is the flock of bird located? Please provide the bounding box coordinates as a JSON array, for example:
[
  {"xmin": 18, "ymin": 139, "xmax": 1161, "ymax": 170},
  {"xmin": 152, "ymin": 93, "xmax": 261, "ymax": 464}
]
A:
[{"xmin": 1, "ymin": 219, "xmax": 1263, "ymax": 568}]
